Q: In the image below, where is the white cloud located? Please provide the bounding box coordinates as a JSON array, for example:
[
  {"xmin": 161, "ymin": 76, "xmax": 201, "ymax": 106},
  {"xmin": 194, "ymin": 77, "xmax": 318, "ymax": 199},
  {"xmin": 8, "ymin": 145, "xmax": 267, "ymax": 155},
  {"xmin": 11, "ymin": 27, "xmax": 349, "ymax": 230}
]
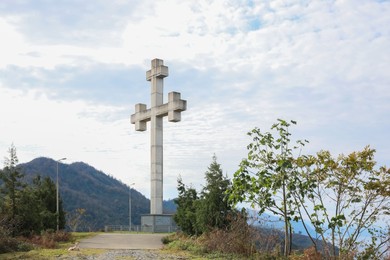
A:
[
  {"xmin": 0, "ymin": 0, "xmax": 389, "ymax": 201},
  {"xmin": 0, "ymin": 17, "xmax": 29, "ymax": 68},
  {"xmin": 0, "ymin": 85, "xmax": 144, "ymax": 183}
]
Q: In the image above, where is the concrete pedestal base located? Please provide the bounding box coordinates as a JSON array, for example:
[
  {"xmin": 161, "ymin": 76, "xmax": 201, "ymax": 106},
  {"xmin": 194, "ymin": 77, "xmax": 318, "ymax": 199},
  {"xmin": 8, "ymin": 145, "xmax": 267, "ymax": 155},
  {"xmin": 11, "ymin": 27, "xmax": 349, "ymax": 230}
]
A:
[{"xmin": 141, "ymin": 214, "xmax": 177, "ymax": 233}]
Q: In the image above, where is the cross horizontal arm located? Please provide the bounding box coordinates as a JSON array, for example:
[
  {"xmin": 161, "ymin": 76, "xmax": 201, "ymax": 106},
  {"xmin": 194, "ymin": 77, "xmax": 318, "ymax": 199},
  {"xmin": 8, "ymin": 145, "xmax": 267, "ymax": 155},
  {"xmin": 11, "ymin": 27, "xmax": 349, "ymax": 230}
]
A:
[
  {"xmin": 168, "ymin": 92, "xmax": 186, "ymax": 122},
  {"xmin": 130, "ymin": 103, "xmax": 151, "ymax": 131},
  {"xmin": 130, "ymin": 92, "xmax": 187, "ymax": 132}
]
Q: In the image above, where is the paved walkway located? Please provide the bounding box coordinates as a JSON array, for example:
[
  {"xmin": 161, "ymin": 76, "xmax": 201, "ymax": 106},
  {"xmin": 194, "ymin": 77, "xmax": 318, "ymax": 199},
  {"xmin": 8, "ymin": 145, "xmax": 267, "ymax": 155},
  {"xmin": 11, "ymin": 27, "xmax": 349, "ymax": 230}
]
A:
[{"xmin": 78, "ymin": 233, "xmax": 167, "ymax": 249}]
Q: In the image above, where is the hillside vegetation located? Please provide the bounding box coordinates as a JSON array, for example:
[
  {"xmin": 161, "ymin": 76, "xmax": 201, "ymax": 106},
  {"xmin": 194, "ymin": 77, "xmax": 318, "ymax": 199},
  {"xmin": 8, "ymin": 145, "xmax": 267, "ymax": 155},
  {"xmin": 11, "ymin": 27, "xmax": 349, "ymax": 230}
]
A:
[{"xmin": 19, "ymin": 157, "xmax": 176, "ymax": 230}]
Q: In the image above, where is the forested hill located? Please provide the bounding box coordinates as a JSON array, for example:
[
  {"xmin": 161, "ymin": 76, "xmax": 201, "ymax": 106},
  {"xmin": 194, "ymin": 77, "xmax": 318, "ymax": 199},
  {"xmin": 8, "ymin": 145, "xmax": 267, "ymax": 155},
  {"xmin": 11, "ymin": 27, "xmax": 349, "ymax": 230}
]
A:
[{"xmin": 19, "ymin": 157, "xmax": 176, "ymax": 231}]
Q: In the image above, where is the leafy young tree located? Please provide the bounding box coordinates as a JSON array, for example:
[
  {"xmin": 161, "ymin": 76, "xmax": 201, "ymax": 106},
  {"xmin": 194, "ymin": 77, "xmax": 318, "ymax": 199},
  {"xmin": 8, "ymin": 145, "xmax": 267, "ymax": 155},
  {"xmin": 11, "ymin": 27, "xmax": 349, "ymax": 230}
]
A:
[
  {"xmin": 196, "ymin": 155, "xmax": 234, "ymax": 233},
  {"xmin": 67, "ymin": 208, "xmax": 86, "ymax": 232},
  {"xmin": 296, "ymin": 147, "xmax": 390, "ymax": 259},
  {"xmin": 174, "ymin": 176, "xmax": 199, "ymax": 235},
  {"xmin": 229, "ymin": 119, "xmax": 307, "ymax": 256}
]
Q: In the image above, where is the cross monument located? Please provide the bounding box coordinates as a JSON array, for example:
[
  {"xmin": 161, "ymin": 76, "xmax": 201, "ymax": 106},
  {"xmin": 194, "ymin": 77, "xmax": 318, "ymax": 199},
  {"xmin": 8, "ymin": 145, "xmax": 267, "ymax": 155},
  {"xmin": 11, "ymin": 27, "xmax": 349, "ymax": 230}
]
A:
[{"xmin": 131, "ymin": 58, "xmax": 187, "ymax": 216}]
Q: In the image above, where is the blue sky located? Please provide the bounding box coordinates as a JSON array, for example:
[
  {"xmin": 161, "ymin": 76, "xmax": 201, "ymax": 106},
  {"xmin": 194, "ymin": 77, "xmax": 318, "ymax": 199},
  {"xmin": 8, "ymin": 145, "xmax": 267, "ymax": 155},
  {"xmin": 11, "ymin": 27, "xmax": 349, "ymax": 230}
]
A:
[{"xmin": 0, "ymin": 0, "xmax": 389, "ymax": 200}]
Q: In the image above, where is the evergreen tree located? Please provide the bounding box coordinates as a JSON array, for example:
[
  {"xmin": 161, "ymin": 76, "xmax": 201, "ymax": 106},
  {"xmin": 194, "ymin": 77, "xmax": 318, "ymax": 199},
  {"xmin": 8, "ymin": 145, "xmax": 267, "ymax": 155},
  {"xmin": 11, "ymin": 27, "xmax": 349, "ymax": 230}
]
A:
[
  {"xmin": 0, "ymin": 144, "xmax": 25, "ymax": 236},
  {"xmin": 34, "ymin": 176, "xmax": 66, "ymax": 230},
  {"xmin": 174, "ymin": 176, "xmax": 199, "ymax": 235},
  {"xmin": 0, "ymin": 146, "xmax": 66, "ymax": 236},
  {"xmin": 17, "ymin": 175, "xmax": 66, "ymax": 234},
  {"xmin": 196, "ymin": 155, "xmax": 234, "ymax": 233},
  {"xmin": 35, "ymin": 176, "xmax": 57, "ymax": 230},
  {"xmin": 18, "ymin": 185, "xmax": 41, "ymax": 235},
  {"xmin": 174, "ymin": 156, "xmax": 236, "ymax": 236}
]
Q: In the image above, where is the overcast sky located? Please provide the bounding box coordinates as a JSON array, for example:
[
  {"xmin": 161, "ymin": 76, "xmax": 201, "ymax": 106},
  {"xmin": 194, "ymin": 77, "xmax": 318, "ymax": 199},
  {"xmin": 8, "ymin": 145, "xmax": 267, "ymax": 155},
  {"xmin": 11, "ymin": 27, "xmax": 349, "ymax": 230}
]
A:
[{"xmin": 0, "ymin": 0, "xmax": 389, "ymax": 200}]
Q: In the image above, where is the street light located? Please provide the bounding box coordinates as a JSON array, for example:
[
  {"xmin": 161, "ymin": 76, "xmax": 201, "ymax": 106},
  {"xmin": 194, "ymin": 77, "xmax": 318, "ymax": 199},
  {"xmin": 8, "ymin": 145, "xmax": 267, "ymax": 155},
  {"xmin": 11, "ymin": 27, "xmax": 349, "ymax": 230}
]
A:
[
  {"xmin": 129, "ymin": 183, "xmax": 135, "ymax": 231},
  {"xmin": 56, "ymin": 157, "xmax": 67, "ymax": 231}
]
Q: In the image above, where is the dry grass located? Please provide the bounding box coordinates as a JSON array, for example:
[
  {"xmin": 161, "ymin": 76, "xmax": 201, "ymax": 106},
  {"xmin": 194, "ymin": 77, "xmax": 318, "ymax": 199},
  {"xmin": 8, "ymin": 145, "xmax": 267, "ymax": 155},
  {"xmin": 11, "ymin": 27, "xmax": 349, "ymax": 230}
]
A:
[
  {"xmin": 0, "ymin": 232, "xmax": 104, "ymax": 259},
  {"xmin": 164, "ymin": 215, "xmax": 326, "ymax": 260}
]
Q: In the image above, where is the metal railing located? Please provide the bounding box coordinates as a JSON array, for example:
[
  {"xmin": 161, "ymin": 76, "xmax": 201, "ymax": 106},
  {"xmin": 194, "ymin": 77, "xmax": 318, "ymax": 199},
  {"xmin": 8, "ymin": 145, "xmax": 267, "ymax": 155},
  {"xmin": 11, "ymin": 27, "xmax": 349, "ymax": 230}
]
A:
[
  {"xmin": 104, "ymin": 224, "xmax": 178, "ymax": 233},
  {"xmin": 104, "ymin": 225, "xmax": 141, "ymax": 232}
]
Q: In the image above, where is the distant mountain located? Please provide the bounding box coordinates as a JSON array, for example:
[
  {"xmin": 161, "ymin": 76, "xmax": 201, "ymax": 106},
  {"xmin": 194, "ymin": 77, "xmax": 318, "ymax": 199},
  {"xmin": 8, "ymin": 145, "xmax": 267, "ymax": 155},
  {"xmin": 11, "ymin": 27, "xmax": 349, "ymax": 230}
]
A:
[
  {"xmin": 247, "ymin": 209, "xmax": 337, "ymax": 253},
  {"xmin": 19, "ymin": 157, "xmax": 176, "ymax": 231},
  {"xmin": 247, "ymin": 210, "xmax": 317, "ymax": 237}
]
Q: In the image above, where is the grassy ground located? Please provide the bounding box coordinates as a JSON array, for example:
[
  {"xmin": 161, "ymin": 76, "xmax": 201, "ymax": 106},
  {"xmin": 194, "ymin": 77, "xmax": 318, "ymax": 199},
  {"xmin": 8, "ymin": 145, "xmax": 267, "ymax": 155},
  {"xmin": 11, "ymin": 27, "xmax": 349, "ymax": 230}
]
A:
[
  {"xmin": 161, "ymin": 233, "xmax": 315, "ymax": 260},
  {"xmin": 162, "ymin": 233, "xmax": 254, "ymax": 260},
  {"xmin": 0, "ymin": 232, "xmax": 298, "ymax": 260},
  {"xmin": 0, "ymin": 232, "xmax": 105, "ymax": 260}
]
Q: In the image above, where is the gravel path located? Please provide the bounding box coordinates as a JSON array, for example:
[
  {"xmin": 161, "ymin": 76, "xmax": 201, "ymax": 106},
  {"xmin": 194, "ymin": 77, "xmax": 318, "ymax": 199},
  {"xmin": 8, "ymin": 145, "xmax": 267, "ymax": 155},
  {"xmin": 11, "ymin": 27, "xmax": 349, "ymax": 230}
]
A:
[
  {"xmin": 57, "ymin": 249, "xmax": 189, "ymax": 259},
  {"xmin": 78, "ymin": 233, "xmax": 166, "ymax": 250},
  {"xmin": 57, "ymin": 233, "xmax": 190, "ymax": 259}
]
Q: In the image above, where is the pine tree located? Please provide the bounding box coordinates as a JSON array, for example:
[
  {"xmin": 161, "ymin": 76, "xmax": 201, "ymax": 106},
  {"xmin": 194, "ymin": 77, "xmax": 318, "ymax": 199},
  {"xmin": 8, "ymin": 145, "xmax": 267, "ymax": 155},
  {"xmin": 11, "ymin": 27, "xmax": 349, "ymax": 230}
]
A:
[
  {"xmin": 174, "ymin": 176, "xmax": 199, "ymax": 235},
  {"xmin": 0, "ymin": 144, "xmax": 25, "ymax": 235},
  {"xmin": 196, "ymin": 155, "xmax": 234, "ymax": 233}
]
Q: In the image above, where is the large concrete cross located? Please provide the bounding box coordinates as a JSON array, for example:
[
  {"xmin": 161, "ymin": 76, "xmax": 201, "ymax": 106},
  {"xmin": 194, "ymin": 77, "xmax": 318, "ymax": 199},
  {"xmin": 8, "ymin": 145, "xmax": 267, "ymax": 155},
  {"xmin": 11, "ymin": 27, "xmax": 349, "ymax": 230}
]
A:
[{"xmin": 130, "ymin": 58, "xmax": 187, "ymax": 215}]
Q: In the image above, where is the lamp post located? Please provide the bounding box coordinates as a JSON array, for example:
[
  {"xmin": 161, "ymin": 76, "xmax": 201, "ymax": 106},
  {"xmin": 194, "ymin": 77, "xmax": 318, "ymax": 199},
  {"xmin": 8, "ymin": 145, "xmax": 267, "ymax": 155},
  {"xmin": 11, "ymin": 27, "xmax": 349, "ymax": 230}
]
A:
[
  {"xmin": 129, "ymin": 183, "xmax": 135, "ymax": 231},
  {"xmin": 56, "ymin": 157, "xmax": 67, "ymax": 231}
]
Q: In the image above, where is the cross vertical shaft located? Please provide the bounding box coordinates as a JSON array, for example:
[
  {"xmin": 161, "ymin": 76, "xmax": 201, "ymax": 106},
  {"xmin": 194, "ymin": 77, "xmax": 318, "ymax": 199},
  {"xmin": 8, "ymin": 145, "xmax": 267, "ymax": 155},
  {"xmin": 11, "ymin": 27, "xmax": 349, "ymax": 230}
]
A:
[
  {"xmin": 131, "ymin": 58, "xmax": 187, "ymax": 216},
  {"xmin": 149, "ymin": 59, "xmax": 165, "ymax": 214}
]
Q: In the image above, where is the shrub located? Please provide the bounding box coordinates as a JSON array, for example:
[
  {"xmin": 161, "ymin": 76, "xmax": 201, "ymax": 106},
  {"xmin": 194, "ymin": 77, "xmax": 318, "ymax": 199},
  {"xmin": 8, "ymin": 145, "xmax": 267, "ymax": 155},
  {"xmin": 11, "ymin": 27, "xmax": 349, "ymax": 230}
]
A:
[
  {"xmin": 28, "ymin": 230, "xmax": 72, "ymax": 249},
  {"xmin": 52, "ymin": 230, "xmax": 72, "ymax": 242},
  {"xmin": 0, "ymin": 230, "xmax": 33, "ymax": 253},
  {"xmin": 0, "ymin": 217, "xmax": 32, "ymax": 253},
  {"xmin": 0, "ymin": 235, "xmax": 22, "ymax": 253},
  {"xmin": 200, "ymin": 213, "xmax": 258, "ymax": 257},
  {"xmin": 303, "ymin": 247, "xmax": 322, "ymax": 260},
  {"xmin": 162, "ymin": 234, "xmax": 176, "ymax": 245}
]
